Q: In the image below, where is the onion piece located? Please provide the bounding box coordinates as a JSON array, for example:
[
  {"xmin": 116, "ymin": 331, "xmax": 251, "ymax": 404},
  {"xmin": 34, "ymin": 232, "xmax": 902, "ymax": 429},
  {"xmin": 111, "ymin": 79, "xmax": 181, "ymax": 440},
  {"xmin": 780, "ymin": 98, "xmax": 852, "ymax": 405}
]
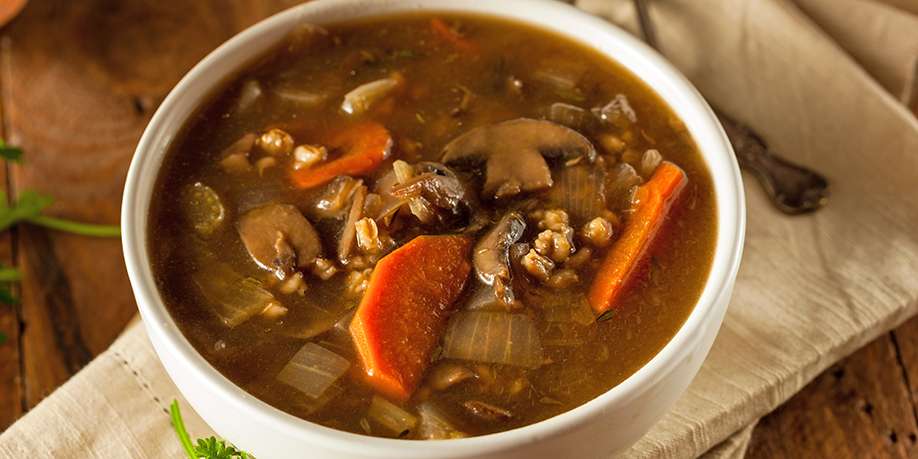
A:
[
  {"xmin": 547, "ymin": 103, "xmax": 595, "ymax": 132},
  {"xmin": 192, "ymin": 263, "xmax": 276, "ymax": 327},
  {"xmin": 417, "ymin": 402, "xmax": 467, "ymax": 439},
  {"xmin": 276, "ymin": 342, "xmax": 350, "ymax": 399},
  {"xmin": 442, "ymin": 311, "xmax": 544, "ymax": 368},
  {"xmin": 532, "ymin": 69, "xmax": 585, "ymax": 102},
  {"xmin": 546, "ymin": 165, "xmax": 606, "ymax": 225},
  {"xmin": 332, "ymin": 309, "xmax": 356, "ymax": 336},
  {"xmin": 235, "ymin": 79, "xmax": 263, "ymax": 113},
  {"xmin": 273, "ymin": 87, "xmax": 326, "ymax": 107},
  {"xmin": 341, "ymin": 77, "xmax": 401, "ymax": 115},
  {"xmin": 368, "ymin": 170, "xmax": 409, "ymax": 226},
  {"xmin": 462, "ymin": 283, "xmax": 513, "ymax": 311},
  {"xmin": 367, "ymin": 395, "xmax": 417, "ymax": 437},
  {"xmin": 640, "ymin": 149, "xmax": 663, "ymax": 177},
  {"xmin": 392, "ymin": 160, "xmax": 437, "ymax": 224},
  {"xmin": 591, "ymin": 94, "xmax": 637, "ymax": 124},
  {"xmin": 606, "ymin": 163, "xmax": 643, "ymax": 211}
]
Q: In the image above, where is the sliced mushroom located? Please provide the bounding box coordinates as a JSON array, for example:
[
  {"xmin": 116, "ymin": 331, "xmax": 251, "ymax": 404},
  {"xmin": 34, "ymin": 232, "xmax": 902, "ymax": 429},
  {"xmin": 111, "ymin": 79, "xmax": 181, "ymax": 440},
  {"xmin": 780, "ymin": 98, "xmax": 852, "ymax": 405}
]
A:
[
  {"xmin": 441, "ymin": 118, "xmax": 597, "ymax": 199},
  {"xmin": 236, "ymin": 204, "xmax": 322, "ymax": 279},
  {"xmin": 591, "ymin": 93, "xmax": 637, "ymax": 124},
  {"xmin": 473, "ymin": 211, "xmax": 525, "ymax": 305},
  {"xmin": 337, "ymin": 184, "xmax": 367, "ymax": 262},
  {"xmin": 390, "ymin": 161, "xmax": 476, "ymax": 219},
  {"xmin": 313, "ymin": 176, "xmax": 362, "ymax": 220}
]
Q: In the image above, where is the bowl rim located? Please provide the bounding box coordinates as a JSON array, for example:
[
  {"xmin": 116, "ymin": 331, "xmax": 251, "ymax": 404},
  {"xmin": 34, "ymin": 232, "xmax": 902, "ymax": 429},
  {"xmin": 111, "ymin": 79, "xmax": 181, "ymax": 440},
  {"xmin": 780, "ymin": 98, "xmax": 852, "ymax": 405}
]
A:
[{"xmin": 122, "ymin": 0, "xmax": 745, "ymax": 455}]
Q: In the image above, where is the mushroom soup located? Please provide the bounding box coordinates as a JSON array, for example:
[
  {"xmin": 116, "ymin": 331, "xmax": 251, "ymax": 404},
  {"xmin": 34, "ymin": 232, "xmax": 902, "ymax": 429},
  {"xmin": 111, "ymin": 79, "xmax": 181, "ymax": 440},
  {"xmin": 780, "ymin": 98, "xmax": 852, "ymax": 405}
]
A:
[{"xmin": 149, "ymin": 14, "xmax": 717, "ymax": 439}]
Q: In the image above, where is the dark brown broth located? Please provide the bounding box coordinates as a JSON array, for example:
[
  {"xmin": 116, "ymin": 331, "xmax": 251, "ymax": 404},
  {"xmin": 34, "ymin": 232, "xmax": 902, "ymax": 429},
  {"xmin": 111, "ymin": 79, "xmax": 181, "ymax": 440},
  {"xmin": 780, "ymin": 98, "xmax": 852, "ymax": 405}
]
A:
[{"xmin": 149, "ymin": 13, "xmax": 716, "ymax": 438}]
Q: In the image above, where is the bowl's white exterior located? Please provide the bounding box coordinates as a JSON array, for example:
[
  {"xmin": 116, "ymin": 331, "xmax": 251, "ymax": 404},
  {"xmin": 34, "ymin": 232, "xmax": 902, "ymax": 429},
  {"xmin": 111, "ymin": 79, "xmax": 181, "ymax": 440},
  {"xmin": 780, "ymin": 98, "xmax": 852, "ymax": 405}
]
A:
[{"xmin": 121, "ymin": 1, "xmax": 745, "ymax": 458}]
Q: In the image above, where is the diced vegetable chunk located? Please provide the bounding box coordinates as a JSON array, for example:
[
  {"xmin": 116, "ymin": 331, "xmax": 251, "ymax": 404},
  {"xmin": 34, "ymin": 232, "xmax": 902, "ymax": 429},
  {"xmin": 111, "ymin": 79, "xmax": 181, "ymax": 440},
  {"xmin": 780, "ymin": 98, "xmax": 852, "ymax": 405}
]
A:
[
  {"xmin": 236, "ymin": 204, "xmax": 322, "ymax": 278},
  {"xmin": 589, "ymin": 161, "xmax": 687, "ymax": 317},
  {"xmin": 181, "ymin": 182, "xmax": 225, "ymax": 236},
  {"xmin": 291, "ymin": 122, "xmax": 392, "ymax": 189},
  {"xmin": 417, "ymin": 402, "xmax": 466, "ymax": 439},
  {"xmin": 349, "ymin": 235, "xmax": 472, "ymax": 401},
  {"xmin": 277, "ymin": 342, "xmax": 350, "ymax": 399},
  {"xmin": 442, "ymin": 311, "xmax": 544, "ymax": 368},
  {"xmin": 367, "ymin": 395, "xmax": 418, "ymax": 437},
  {"xmin": 342, "ymin": 77, "xmax": 402, "ymax": 115},
  {"xmin": 192, "ymin": 263, "xmax": 276, "ymax": 327},
  {"xmin": 547, "ymin": 165, "xmax": 605, "ymax": 224}
]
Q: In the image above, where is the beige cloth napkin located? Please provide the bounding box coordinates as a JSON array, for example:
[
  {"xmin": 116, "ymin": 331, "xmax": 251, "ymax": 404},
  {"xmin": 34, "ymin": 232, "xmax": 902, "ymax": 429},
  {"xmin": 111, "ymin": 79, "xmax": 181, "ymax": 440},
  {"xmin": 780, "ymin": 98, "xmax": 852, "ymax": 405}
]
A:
[{"xmin": 2, "ymin": 0, "xmax": 918, "ymax": 457}]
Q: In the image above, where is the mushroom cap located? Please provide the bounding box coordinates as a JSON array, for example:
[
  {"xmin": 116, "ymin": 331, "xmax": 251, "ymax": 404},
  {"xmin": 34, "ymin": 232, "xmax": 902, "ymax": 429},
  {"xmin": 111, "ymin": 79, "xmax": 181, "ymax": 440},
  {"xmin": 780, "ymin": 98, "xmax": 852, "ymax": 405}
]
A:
[
  {"xmin": 237, "ymin": 204, "xmax": 322, "ymax": 275},
  {"xmin": 441, "ymin": 118, "xmax": 596, "ymax": 199}
]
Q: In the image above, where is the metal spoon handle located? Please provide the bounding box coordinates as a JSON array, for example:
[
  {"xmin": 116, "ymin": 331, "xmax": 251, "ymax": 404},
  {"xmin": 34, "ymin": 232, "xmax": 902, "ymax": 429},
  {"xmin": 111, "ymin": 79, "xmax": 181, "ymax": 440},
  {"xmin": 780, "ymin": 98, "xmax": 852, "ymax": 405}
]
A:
[
  {"xmin": 717, "ymin": 112, "xmax": 829, "ymax": 214},
  {"xmin": 631, "ymin": 0, "xmax": 829, "ymax": 214}
]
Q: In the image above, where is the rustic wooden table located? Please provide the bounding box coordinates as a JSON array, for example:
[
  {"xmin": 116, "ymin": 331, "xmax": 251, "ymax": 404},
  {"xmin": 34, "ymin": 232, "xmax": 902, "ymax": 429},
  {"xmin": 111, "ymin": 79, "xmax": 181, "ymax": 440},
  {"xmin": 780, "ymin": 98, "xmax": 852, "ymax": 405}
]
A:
[{"xmin": 0, "ymin": 2, "xmax": 915, "ymax": 457}]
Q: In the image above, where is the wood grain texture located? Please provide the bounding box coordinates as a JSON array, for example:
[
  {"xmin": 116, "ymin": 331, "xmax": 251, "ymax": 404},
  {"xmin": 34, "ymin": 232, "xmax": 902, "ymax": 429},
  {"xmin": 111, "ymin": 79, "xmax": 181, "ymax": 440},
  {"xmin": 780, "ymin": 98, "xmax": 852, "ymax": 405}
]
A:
[
  {"xmin": 895, "ymin": 315, "xmax": 918, "ymax": 407},
  {"xmin": 0, "ymin": 32, "xmax": 21, "ymax": 430},
  {"xmin": 0, "ymin": 0, "xmax": 296, "ymax": 415},
  {"xmin": 0, "ymin": 170, "xmax": 20, "ymax": 429},
  {"xmin": 747, "ymin": 324, "xmax": 918, "ymax": 458}
]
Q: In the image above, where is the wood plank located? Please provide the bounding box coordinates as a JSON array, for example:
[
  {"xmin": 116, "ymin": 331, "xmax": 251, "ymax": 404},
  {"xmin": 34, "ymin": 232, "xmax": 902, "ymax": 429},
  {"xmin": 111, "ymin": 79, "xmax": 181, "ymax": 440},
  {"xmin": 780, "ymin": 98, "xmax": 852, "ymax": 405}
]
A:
[
  {"xmin": 890, "ymin": 315, "xmax": 918, "ymax": 423},
  {"xmin": 0, "ymin": 172, "xmax": 21, "ymax": 429},
  {"xmin": 0, "ymin": 0, "xmax": 295, "ymax": 409},
  {"xmin": 0, "ymin": 30, "xmax": 22, "ymax": 430},
  {"xmin": 747, "ymin": 331, "xmax": 918, "ymax": 458}
]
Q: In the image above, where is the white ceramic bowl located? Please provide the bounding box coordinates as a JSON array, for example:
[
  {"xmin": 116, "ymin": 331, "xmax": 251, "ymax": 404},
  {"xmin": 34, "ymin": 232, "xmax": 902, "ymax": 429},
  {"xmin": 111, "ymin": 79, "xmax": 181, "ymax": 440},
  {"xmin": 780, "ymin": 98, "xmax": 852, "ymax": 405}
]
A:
[{"xmin": 122, "ymin": 1, "xmax": 745, "ymax": 457}]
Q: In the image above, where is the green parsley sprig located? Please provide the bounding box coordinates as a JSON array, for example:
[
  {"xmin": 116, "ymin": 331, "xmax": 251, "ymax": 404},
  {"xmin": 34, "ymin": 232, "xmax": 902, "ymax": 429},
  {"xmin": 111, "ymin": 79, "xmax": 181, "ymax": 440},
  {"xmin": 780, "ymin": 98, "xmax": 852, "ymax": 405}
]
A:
[
  {"xmin": 0, "ymin": 190, "xmax": 121, "ymax": 237},
  {"xmin": 0, "ymin": 140, "xmax": 120, "ymax": 328},
  {"xmin": 0, "ymin": 264, "xmax": 19, "ymax": 305},
  {"xmin": 0, "ymin": 263, "xmax": 18, "ymax": 343},
  {"xmin": 0, "ymin": 139, "xmax": 22, "ymax": 162},
  {"xmin": 0, "ymin": 140, "xmax": 121, "ymax": 238},
  {"xmin": 170, "ymin": 400, "xmax": 253, "ymax": 459}
]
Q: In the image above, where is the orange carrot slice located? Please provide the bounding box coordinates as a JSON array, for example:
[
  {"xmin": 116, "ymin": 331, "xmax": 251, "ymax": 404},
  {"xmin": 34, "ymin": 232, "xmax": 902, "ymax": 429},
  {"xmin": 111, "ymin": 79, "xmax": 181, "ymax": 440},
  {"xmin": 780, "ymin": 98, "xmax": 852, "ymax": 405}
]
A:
[
  {"xmin": 588, "ymin": 161, "xmax": 688, "ymax": 318},
  {"xmin": 430, "ymin": 18, "xmax": 478, "ymax": 54},
  {"xmin": 349, "ymin": 235, "xmax": 472, "ymax": 401},
  {"xmin": 290, "ymin": 122, "xmax": 392, "ymax": 189}
]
